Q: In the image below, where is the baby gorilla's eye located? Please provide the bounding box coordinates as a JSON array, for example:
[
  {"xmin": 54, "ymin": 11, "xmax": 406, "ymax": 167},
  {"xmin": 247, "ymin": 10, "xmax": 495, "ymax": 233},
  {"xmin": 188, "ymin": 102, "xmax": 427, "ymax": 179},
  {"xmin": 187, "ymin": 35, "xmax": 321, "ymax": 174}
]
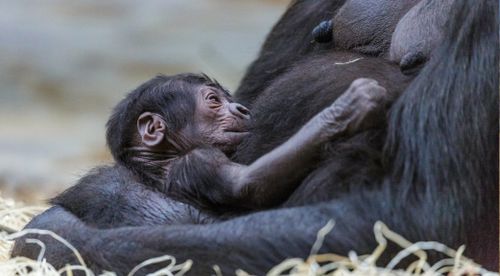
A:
[{"xmin": 208, "ymin": 94, "xmax": 220, "ymax": 103}]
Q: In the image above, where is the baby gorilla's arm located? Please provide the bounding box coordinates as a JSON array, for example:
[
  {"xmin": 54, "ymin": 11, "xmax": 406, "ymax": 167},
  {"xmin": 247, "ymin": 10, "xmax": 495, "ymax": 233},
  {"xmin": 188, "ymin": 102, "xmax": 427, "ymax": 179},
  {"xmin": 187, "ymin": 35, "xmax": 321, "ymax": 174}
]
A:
[{"xmin": 227, "ymin": 78, "xmax": 387, "ymax": 208}]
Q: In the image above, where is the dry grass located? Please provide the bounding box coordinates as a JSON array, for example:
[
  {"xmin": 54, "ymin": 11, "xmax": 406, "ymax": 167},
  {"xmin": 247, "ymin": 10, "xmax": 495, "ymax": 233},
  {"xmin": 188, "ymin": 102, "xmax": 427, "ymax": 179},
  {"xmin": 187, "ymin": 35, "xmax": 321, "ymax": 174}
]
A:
[{"xmin": 0, "ymin": 195, "xmax": 496, "ymax": 276}]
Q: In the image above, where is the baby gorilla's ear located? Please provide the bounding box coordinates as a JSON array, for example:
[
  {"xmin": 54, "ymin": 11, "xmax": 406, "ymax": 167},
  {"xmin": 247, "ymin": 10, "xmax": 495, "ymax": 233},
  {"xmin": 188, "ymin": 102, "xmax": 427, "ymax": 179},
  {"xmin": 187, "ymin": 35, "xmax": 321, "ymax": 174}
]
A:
[{"xmin": 137, "ymin": 112, "xmax": 166, "ymax": 147}]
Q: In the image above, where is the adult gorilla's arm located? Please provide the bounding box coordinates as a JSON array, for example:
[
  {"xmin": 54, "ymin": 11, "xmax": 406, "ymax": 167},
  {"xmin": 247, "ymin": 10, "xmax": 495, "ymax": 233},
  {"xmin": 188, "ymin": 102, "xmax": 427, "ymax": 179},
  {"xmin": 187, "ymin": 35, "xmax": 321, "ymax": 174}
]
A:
[{"xmin": 12, "ymin": 197, "xmax": 382, "ymax": 275}]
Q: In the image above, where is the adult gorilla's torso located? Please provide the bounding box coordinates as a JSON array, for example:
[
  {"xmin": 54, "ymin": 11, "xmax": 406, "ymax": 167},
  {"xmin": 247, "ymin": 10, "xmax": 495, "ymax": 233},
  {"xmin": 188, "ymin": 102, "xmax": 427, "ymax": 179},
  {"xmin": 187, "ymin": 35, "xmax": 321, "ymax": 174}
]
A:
[{"xmin": 233, "ymin": 51, "xmax": 413, "ymax": 206}]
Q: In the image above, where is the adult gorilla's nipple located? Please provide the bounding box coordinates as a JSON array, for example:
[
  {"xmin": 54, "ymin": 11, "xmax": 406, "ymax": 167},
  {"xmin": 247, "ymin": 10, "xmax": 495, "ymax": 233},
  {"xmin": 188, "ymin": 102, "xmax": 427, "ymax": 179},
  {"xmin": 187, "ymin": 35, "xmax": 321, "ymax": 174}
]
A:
[{"xmin": 312, "ymin": 20, "xmax": 333, "ymax": 43}]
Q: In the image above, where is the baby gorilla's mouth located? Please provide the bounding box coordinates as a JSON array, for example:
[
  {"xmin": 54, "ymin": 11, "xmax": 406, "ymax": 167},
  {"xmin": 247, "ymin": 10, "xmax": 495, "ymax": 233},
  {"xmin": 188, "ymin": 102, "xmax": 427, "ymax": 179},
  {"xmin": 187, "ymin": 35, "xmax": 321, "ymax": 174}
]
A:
[
  {"xmin": 224, "ymin": 130, "xmax": 249, "ymax": 141},
  {"xmin": 224, "ymin": 129, "xmax": 248, "ymax": 133},
  {"xmin": 223, "ymin": 128, "xmax": 249, "ymax": 144},
  {"xmin": 223, "ymin": 124, "xmax": 249, "ymax": 134},
  {"xmin": 222, "ymin": 118, "xmax": 250, "ymax": 146}
]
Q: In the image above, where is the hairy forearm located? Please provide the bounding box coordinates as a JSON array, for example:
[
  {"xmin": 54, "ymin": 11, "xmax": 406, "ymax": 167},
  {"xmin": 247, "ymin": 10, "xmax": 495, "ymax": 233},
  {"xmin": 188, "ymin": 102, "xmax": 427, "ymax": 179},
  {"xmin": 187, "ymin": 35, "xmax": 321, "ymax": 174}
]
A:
[{"xmin": 235, "ymin": 109, "xmax": 345, "ymax": 205}]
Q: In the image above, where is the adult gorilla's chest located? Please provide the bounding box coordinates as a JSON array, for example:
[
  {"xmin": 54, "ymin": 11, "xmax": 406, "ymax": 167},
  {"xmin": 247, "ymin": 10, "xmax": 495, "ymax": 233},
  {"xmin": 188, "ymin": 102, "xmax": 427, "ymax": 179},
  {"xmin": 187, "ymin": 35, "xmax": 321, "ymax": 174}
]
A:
[{"xmin": 233, "ymin": 51, "xmax": 412, "ymax": 165}]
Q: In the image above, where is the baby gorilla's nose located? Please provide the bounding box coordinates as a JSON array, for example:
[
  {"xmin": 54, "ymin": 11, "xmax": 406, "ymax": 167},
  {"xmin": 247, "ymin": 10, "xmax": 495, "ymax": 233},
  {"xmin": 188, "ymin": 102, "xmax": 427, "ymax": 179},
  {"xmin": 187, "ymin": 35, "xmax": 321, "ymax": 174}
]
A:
[{"xmin": 230, "ymin": 103, "xmax": 251, "ymax": 120}]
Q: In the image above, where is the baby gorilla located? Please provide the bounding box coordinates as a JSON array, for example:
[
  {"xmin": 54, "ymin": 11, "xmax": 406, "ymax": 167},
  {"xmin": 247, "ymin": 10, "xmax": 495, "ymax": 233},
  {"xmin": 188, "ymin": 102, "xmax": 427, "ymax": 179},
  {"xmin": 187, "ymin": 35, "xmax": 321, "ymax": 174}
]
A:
[{"xmin": 53, "ymin": 74, "xmax": 387, "ymax": 226}]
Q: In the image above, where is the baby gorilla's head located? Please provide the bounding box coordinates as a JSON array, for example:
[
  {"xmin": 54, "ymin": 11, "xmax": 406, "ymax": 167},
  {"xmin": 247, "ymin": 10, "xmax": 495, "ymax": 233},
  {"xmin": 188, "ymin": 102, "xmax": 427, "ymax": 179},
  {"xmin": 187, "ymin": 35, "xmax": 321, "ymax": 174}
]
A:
[{"xmin": 106, "ymin": 73, "xmax": 251, "ymax": 166}]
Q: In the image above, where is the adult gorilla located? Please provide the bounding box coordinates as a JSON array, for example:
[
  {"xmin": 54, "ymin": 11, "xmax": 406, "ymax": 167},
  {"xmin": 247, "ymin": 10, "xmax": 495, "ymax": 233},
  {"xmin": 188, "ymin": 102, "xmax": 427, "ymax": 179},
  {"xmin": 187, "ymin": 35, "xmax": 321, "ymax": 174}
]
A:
[{"xmin": 12, "ymin": 0, "xmax": 498, "ymax": 274}]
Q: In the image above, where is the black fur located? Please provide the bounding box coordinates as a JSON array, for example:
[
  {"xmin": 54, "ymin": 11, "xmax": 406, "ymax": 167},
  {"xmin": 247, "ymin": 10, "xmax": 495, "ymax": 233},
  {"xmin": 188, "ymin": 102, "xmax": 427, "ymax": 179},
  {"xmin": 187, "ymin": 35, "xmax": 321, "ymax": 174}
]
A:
[
  {"xmin": 107, "ymin": 74, "xmax": 203, "ymax": 164},
  {"xmin": 51, "ymin": 165, "xmax": 216, "ymax": 228}
]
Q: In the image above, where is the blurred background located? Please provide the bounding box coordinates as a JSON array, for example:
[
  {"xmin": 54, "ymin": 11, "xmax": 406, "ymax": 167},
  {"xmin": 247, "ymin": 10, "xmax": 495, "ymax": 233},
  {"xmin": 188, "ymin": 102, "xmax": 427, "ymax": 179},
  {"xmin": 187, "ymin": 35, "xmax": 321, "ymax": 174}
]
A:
[{"xmin": 0, "ymin": 0, "xmax": 288, "ymax": 203}]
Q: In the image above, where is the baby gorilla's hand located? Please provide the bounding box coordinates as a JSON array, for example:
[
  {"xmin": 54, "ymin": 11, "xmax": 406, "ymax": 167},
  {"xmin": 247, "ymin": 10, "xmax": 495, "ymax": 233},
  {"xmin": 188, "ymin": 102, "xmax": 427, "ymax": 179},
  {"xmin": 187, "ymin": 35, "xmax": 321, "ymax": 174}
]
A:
[{"xmin": 320, "ymin": 78, "xmax": 387, "ymax": 136}]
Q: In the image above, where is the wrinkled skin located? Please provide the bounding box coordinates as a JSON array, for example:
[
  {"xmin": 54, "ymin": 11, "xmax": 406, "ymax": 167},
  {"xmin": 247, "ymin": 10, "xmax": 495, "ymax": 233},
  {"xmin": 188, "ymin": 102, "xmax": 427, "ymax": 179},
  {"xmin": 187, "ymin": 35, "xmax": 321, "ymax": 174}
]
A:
[{"xmin": 192, "ymin": 84, "xmax": 251, "ymax": 154}]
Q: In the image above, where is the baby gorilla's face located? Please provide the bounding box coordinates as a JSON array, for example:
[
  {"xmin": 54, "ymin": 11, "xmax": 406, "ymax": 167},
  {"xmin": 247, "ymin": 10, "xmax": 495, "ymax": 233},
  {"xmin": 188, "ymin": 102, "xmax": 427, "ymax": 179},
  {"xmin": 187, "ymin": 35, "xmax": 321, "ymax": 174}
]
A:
[{"xmin": 193, "ymin": 85, "xmax": 251, "ymax": 153}]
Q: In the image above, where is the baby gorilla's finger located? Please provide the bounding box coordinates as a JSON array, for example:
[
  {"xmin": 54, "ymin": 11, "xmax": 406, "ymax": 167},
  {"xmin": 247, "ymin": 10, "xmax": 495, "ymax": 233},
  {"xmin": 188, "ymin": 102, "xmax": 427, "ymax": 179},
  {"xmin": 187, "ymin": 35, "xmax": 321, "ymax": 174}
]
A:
[{"xmin": 341, "ymin": 78, "xmax": 388, "ymax": 133}]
